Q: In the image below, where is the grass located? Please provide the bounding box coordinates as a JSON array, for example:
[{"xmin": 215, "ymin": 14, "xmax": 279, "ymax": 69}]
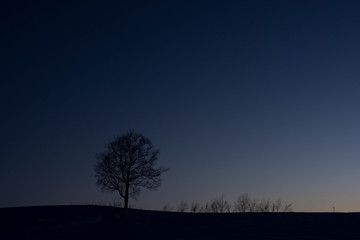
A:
[{"xmin": 1, "ymin": 205, "xmax": 360, "ymax": 239}]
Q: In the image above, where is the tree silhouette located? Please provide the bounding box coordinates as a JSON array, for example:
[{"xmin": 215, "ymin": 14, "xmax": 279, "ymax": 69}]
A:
[
  {"xmin": 95, "ymin": 130, "xmax": 168, "ymax": 209},
  {"xmin": 271, "ymin": 199, "xmax": 282, "ymax": 212},
  {"xmin": 190, "ymin": 202, "xmax": 200, "ymax": 213},
  {"xmin": 177, "ymin": 201, "xmax": 188, "ymax": 212},
  {"xmin": 234, "ymin": 193, "xmax": 250, "ymax": 212},
  {"xmin": 210, "ymin": 195, "xmax": 231, "ymax": 213}
]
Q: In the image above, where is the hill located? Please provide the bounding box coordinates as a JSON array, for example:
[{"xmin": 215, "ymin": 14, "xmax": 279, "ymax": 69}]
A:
[{"xmin": 1, "ymin": 205, "xmax": 360, "ymax": 239}]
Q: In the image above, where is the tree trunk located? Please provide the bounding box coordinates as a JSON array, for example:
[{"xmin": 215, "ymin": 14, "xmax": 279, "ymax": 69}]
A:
[{"xmin": 124, "ymin": 185, "xmax": 129, "ymax": 209}]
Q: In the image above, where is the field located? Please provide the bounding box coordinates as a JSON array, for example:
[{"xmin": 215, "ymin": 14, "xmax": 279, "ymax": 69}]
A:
[{"xmin": 1, "ymin": 205, "xmax": 360, "ymax": 239}]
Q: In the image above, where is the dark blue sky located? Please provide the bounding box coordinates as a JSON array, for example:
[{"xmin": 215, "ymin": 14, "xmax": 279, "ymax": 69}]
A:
[{"xmin": 2, "ymin": 0, "xmax": 360, "ymax": 211}]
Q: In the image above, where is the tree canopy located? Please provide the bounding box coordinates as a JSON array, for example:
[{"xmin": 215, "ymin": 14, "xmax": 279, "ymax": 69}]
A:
[{"xmin": 95, "ymin": 130, "xmax": 168, "ymax": 208}]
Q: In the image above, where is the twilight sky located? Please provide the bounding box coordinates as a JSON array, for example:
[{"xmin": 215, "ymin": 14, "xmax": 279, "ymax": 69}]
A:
[{"xmin": 2, "ymin": 0, "xmax": 360, "ymax": 212}]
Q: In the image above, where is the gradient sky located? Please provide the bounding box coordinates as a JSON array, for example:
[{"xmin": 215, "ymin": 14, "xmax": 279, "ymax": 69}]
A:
[{"xmin": 2, "ymin": 0, "xmax": 360, "ymax": 212}]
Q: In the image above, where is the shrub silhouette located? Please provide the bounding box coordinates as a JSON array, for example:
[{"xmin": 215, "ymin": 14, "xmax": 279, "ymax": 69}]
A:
[{"xmin": 163, "ymin": 194, "xmax": 293, "ymax": 213}]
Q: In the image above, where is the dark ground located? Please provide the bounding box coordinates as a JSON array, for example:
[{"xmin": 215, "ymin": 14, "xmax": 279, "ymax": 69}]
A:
[{"xmin": 1, "ymin": 205, "xmax": 360, "ymax": 239}]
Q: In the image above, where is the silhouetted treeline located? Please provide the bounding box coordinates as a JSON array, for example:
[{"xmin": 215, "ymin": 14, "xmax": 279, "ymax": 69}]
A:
[{"xmin": 164, "ymin": 194, "xmax": 293, "ymax": 213}]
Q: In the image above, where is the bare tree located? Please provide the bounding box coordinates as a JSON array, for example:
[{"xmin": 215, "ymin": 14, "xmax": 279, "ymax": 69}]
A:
[
  {"xmin": 271, "ymin": 199, "xmax": 282, "ymax": 212},
  {"xmin": 234, "ymin": 193, "xmax": 251, "ymax": 212},
  {"xmin": 283, "ymin": 203, "xmax": 293, "ymax": 212},
  {"xmin": 162, "ymin": 204, "xmax": 172, "ymax": 212},
  {"xmin": 210, "ymin": 195, "xmax": 231, "ymax": 213},
  {"xmin": 248, "ymin": 198, "xmax": 258, "ymax": 212},
  {"xmin": 210, "ymin": 200, "xmax": 220, "ymax": 213},
  {"xmin": 178, "ymin": 201, "xmax": 188, "ymax": 212},
  {"xmin": 257, "ymin": 199, "xmax": 270, "ymax": 212},
  {"xmin": 190, "ymin": 202, "xmax": 200, "ymax": 213},
  {"xmin": 204, "ymin": 201, "xmax": 210, "ymax": 213},
  {"xmin": 95, "ymin": 130, "xmax": 169, "ymax": 209}
]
